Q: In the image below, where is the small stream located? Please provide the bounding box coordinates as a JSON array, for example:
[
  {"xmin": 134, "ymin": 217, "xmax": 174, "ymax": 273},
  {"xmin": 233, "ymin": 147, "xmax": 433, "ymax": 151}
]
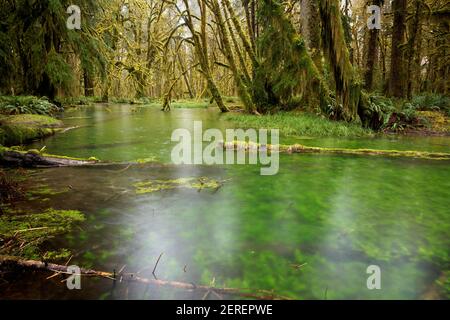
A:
[{"xmin": 2, "ymin": 104, "xmax": 449, "ymax": 299}]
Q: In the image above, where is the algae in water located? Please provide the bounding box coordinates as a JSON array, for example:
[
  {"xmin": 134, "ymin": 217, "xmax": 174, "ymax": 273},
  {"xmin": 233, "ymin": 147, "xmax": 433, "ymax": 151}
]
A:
[{"xmin": 134, "ymin": 177, "xmax": 222, "ymax": 194}]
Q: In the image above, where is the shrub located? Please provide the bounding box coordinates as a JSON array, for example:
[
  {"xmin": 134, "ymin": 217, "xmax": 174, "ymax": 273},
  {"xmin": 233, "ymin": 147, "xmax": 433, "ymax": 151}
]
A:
[
  {"xmin": 411, "ymin": 94, "xmax": 450, "ymax": 116},
  {"xmin": 0, "ymin": 96, "xmax": 60, "ymax": 116}
]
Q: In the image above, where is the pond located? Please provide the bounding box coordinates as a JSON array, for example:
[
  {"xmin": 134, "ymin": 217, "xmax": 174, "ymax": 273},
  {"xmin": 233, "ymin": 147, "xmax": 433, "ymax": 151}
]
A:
[{"xmin": 3, "ymin": 104, "xmax": 449, "ymax": 299}]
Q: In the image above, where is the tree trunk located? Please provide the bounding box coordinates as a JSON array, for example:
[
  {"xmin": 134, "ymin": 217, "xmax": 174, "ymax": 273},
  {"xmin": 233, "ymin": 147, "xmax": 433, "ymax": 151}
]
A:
[
  {"xmin": 364, "ymin": 0, "xmax": 382, "ymax": 91},
  {"xmin": 301, "ymin": 0, "xmax": 323, "ymax": 72},
  {"xmin": 182, "ymin": 0, "xmax": 229, "ymax": 112},
  {"xmin": 389, "ymin": 0, "xmax": 407, "ymax": 98},
  {"xmin": 83, "ymin": 70, "xmax": 95, "ymax": 97},
  {"xmin": 406, "ymin": 0, "xmax": 423, "ymax": 99}
]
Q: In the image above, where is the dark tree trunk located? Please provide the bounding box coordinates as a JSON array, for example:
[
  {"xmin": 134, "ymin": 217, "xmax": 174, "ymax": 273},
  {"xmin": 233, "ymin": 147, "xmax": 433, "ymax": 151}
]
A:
[
  {"xmin": 84, "ymin": 70, "xmax": 95, "ymax": 97},
  {"xmin": 364, "ymin": 0, "xmax": 382, "ymax": 91},
  {"xmin": 389, "ymin": 0, "xmax": 407, "ymax": 98},
  {"xmin": 406, "ymin": 0, "xmax": 423, "ymax": 99}
]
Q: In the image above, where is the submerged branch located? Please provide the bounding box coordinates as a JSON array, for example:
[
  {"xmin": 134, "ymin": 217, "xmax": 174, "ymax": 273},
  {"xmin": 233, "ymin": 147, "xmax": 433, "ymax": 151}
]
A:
[
  {"xmin": 0, "ymin": 255, "xmax": 291, "ymax": 300},
  {"xmin": 222, "ymin": 141, "xmax": 450, "ymax": 160}
]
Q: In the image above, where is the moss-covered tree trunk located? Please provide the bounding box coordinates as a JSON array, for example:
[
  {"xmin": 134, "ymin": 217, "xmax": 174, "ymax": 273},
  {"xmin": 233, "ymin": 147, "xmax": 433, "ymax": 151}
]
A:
[
  {"xmin": 181, "ymin": 0, "xmax": 229, "ymax": 113},
  {"xmin": 301, "ymin": 0, "xmax": 323, "ymax": 72},
  {"xmin": 211, "ymin": 0, "xmax": 256, "ymax": 114}
]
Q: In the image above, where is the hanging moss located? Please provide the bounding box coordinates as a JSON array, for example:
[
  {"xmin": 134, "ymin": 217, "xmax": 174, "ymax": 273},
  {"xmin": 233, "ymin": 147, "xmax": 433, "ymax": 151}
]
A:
[{"xmin": 319, "ymin": 0, "xmax": 361, "ymax": 121}]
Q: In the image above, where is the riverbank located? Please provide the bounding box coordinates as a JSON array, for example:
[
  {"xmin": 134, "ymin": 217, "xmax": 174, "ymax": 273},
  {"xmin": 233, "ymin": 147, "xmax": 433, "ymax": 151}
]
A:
[
  {"xmin": 225, "ymin": 111, "xmax": 374, "ymax": 138},
  {"xmin": 0, "ymin": 114, "xmax": 62, "ymax": 146}
]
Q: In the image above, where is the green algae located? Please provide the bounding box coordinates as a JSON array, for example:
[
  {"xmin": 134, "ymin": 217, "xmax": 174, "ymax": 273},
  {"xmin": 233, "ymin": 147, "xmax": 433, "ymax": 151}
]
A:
[
  {"xmin": 43, "ymin": 248, "xmax": 71, "ymax": 261},
  {"xmin": 0, "ymin": 208, "xmax": 85, "ymax": 260},
  {"xmin": 135, "ymin": 157, "xmax": 157, "ymax": 164},
  {"xmin": 27, "ymin": 185, "xmax": 69, "ymax": 198},
  {"xmin": 133, "ymin": 177, "xmax": 222, "ymax": 194}
]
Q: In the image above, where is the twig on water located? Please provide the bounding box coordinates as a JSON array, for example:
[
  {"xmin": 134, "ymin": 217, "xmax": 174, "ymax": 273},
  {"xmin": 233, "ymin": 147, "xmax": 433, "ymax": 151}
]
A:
[{"xmin": 152, "ymin": 252, "xmax": 164, "ymax": 280}]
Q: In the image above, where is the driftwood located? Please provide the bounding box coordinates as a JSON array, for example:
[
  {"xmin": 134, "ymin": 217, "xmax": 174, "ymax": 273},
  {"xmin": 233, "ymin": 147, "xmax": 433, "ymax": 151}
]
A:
[
  {"xmin": 222, "ymin": 141, "xmax": 450, "ymax": 160},
  {"xmin": 0, "ymin": 150, "xmax": 99, "ymax": 168},
  {"xmin": 0, "ymin": 255, "xmax": 291, "ymax": 300}
]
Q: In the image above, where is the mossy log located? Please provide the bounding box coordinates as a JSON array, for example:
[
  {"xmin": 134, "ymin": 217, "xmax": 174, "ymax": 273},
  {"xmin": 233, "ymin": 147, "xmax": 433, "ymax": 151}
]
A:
[
  {"xmin": 222, "ymin": 141, "xmax": 450, "ymax": 160},
  {"xmin": 0, "ymin": 255, "xmax": 290, "ymax": 300},
  {"xmin": 0, "ymin": 149, "xmax": 99, "ymax": 167}
]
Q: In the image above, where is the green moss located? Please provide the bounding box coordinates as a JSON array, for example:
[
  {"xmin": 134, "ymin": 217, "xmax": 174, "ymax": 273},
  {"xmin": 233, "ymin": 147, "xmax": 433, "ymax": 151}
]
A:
[
  {"xmin": 134, "ymin": 177, "xmax": 222, "ymax": 194},
  {"xmin": 27, "ymin": 149, "xmax": 41, "ymax": 155},
  {"xmin": 135, "ymin": 157, "xmax": 157, "ymax": 164},
  {"xmin": 43, "ymin": 248, "xmax": 71, "ymax": 261},
  {"xmin": 0, "ymin": 208, "xmax": 85, "ymax": 260},
  {"xmin": 42, "ymin": 153, "xmax": 100, "ymax": 162},
  {"xmin": 0, "ymin": 146, "xmax": 100, "ymax": 164},
  {"xmin": 27, "ymin": 185, "xmax": 69, "ymax": 197},
  {"xmin": 2, "ymin": 114, "xmax": 61, "ymax": 126},
  {"xmin": 0, "ymin": 114, "xmax": 62, "ymax": 146},
  {"xmin": 224, "ymin": 141, "xmax": 450, "ymax": 160}
]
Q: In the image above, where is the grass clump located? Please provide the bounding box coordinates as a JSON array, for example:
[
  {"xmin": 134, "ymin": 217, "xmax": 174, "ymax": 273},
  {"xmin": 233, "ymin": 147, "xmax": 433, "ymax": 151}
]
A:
[{"xmin": 225, "ymin": 112, "xmax": 373, "ymax": 138}]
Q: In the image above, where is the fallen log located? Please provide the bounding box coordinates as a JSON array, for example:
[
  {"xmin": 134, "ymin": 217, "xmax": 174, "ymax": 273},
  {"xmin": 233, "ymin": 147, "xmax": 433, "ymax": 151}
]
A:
[
  {"xmin": 0, "ymin": 255, "xmax": 291, "ymax": 300},
  {"xmin": 0, "ymin": 150, "xmax": 99, "ymax": 167},
  {"xmin": 221, "ymin": 141, "xmax": 450, "ymax": 160}
]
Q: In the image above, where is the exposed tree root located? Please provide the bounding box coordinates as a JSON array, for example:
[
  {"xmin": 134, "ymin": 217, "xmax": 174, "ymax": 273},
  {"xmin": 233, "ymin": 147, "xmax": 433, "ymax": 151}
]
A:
[
  {"xmin": 0, "ymin": 255, "xmax": 291, "ymax": 300},
  {"xmin": 222, "ymin": 141, "xmax": 450, "ymax": 160}
]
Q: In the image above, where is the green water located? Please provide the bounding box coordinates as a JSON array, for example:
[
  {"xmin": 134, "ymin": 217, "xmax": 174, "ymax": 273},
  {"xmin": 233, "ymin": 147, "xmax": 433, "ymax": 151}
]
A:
[{"xmin": 7, "ymin": 104, "xmax": 449, "ymax": 299}]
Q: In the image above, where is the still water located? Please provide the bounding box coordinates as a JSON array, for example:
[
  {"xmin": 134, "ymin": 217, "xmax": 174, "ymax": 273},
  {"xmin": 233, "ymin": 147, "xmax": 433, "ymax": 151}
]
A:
[{"xmin": 4, "ymin": 104, "xmax": 449, "ymax": 299}]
